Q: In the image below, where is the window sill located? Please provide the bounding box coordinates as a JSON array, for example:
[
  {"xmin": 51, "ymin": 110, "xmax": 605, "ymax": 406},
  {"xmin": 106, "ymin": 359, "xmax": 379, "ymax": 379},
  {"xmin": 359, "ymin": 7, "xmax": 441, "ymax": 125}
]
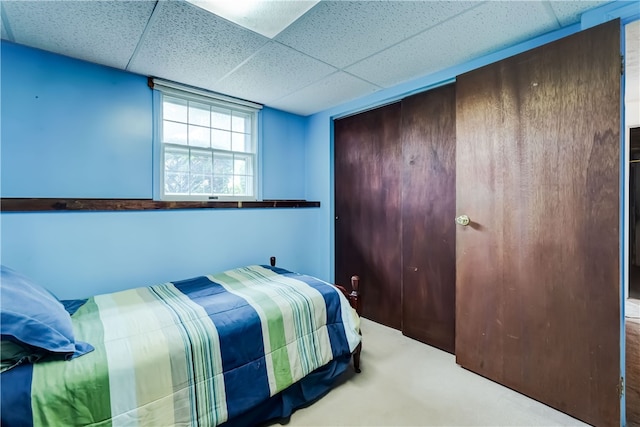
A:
[{"xmin": 0, "ymin": 198, "xmax": 320, "ymax": 212}]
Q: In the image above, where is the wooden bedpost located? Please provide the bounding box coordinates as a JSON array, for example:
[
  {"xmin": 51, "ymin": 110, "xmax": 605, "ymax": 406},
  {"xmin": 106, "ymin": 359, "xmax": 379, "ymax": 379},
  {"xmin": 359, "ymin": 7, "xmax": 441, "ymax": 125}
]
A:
[{"xmin": 349, "ymin": 275, "xmax": 360, "ymax": 314}]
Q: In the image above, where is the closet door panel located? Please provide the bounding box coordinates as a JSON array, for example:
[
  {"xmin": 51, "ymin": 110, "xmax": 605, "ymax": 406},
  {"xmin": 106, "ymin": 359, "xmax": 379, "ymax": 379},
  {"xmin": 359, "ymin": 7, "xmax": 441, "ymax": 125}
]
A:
[
  {"xmin": 401, "ymin": 85, "xmax": 456, "ymax": 353},
  {"xmin": 456, "ymin": 20, "xmax": 620, "ymax": 427},
  {"xmin": 335, "ymin": 103, "xmax": 403, "ymax": 329}
]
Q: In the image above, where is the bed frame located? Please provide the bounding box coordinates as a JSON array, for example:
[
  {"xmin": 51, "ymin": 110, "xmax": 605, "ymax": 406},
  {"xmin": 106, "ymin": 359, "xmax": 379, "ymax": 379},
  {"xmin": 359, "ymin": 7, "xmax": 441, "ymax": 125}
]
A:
[{"xmin": 269, "ymin": 257, "xmax": 362, "ymax": 373}]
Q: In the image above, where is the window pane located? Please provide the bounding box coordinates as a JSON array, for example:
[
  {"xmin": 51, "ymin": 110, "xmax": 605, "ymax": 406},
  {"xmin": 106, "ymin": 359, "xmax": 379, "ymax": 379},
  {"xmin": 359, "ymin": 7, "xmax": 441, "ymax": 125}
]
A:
[
  {"xmin": 234, "ymin": 158, "xmax": 246, "ymax": 175},
  {"xmin": 213, "ymin": 175, "xmax": 233, "ymax": 194},
  {"xmin": 190, "ymin": 150, "xmax": 213, "ymax": 174},
  {"xmin": 165, "ymin": 147, "xmax": 189, "ymax": 172},
  {"xmin": 163, "ymin": 97, "xmax": 188, "ymax": 123},
  {"xmin": 189, "ymin": 125, "xmax": 209, "ymax": 147},
  {"xmin": 233, "ymin": 175, "xmax": 247, "ymax": 195},
  {"xmin": 232, "ymin": 111, "xmax": 250, "ymax": 134},
  {"xmin": 232, "ymin": 132, "xmax": 250, "ymax": 152},
  {"xmin": 190, "ymin": 174, "xmax": 212, "ymax": 195},
  {"xmin": 212, "ymin": 107, "xmax": 231, "ymax": 130},
  {"xmin": 212, "ymin": 129, "xmax": 231, "ymax": 150},
  {"xmin": 165, "ymin": 172, "xmax": 189, "ymax": 194},
  {"xmin": 214, "ymin": 153, "xmax": 233, "ymax": 175},
  {"xmin": 234, "ymin": 155, "xmax": 253, "ymax": 175},
  {"xmin": 164, "ymin": 121, "xmax": 188, "ymax": 145},
  {"xmin": 189, "ymin": 102, "xmax": 210, "ymax": 127}
]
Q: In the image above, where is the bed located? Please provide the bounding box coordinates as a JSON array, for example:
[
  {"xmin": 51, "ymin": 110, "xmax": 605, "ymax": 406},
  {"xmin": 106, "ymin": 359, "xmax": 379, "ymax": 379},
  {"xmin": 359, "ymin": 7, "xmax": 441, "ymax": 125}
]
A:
[{"xmin": 0, "ymin": 261, "xmax": 362, "ymax": 426}]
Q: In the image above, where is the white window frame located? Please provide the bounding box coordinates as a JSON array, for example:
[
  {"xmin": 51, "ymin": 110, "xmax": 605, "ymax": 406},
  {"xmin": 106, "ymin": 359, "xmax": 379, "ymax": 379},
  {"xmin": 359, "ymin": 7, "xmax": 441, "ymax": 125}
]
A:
[{"xmin": 151, "ymin": 78, "xmax": 262, "ymax": 201}]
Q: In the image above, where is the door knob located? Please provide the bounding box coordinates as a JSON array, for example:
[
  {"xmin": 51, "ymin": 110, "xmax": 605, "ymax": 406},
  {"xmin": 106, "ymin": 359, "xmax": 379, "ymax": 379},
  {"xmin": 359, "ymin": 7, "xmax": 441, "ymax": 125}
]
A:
[{"xmin": 455, "ymin": 215, "xmax": 470, "ymax": 226}]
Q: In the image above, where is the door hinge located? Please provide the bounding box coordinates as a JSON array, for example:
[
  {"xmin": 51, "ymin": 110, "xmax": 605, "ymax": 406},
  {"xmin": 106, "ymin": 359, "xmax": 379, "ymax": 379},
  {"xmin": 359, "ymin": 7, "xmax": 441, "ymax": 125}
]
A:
[
  {"xmin": 619, "ymin": 376, "xmax": 625, "ymax": 399},
  {"xmin": 621, "ymin": 55, "xmax": 625, "ymax": 75}
]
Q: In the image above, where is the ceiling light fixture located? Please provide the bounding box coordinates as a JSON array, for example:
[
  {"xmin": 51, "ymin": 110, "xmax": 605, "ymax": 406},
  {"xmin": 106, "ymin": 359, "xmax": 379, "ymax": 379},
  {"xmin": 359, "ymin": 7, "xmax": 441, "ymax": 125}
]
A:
[{"xmin": 187, "ymin": 0, "xmax": 320, "ymax": 39}]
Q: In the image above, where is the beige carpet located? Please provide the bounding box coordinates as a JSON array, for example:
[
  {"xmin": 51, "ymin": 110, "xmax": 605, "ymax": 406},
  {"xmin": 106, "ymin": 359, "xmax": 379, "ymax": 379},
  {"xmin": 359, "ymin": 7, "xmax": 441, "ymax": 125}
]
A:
[{"xmin": 267, "ymin": 318, "xmax": 588, "ymax": 427}]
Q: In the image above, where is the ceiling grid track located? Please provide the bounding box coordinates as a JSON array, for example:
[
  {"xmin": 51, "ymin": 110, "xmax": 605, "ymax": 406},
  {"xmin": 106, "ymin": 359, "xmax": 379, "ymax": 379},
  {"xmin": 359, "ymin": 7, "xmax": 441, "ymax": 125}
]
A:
[
  {"xmin": 215, "ymin": 39, "xmax": 275, "ymax": 84},
  {"xmin": 126, "ymin": 0, "xmax": 161, "ymax": 72},
  {"xmin": 542, "ymin": 1, "xmax": 563, "ymax": 28}
]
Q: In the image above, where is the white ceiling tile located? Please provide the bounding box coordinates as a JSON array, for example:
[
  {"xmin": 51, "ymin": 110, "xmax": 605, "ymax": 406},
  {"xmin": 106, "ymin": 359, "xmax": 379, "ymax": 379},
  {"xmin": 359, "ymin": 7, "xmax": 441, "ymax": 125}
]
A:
[
  {"xmin": 548, "ymin": 0, "xmax": 611, "ymax": 26},
  {"xmin": 267, "ymin": 71, "xmax": 380, "ymax": 116},
  {"xmin": 128, "ymin": 1, "xmax": 269, "ymax": 88},
  {"xmin": 275, "ymin": 0, "xmax": 479, "ymax": 69},
  {"xmin": 1, "ymin": 0, "xmax": 155, "ymax": 69},
  {"xmin": 346, "ymin": 1, "xmax": 560, "ymax": 88},
  {"xmin": 213, "ymin": 41, "xmax": 338, "ymax": 105}
]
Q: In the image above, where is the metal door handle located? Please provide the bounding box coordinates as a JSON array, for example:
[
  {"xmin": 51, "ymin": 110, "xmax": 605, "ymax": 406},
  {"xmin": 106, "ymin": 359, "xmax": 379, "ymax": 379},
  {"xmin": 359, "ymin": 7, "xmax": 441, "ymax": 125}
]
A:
[{"xmin": 456, "ymin": 215, "xmax": 470, "ymax": 226}]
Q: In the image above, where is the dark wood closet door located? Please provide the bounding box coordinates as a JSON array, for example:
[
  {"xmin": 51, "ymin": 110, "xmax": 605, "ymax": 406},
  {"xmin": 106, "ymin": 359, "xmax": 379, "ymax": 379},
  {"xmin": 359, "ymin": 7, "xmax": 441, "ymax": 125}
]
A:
[
  {"xmin": 456, "ymin": 20, "xmax": 620, "ymax": 427},
  {"xmin": 401, "ymin": 85, "xmax": 456, "ymax": 353},
  {"xmin": 335, "ymin": 103, "xmax": 402, "ymax": 329}
]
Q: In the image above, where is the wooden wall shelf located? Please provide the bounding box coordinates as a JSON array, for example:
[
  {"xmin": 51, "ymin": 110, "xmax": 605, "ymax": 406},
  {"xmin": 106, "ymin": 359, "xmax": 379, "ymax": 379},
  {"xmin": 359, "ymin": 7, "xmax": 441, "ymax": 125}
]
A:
[{"xmin": 0, "ymin": 198, "xmax": 320, "ymax": 212}]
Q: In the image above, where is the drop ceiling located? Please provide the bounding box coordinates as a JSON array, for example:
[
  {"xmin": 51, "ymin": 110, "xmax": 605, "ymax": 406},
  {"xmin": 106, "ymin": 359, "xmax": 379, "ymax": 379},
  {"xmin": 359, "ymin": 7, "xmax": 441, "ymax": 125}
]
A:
[{"xmin": 0, "ymin": 0, "xmax": 615, "ymax": 116}]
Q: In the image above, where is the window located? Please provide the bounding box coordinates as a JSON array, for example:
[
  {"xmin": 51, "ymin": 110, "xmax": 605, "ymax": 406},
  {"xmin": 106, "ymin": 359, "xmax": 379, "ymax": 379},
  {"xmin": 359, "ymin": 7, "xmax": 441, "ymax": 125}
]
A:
[{"xmin": 152, "ymin": 79, "xmax": 261, "ymax": 201}]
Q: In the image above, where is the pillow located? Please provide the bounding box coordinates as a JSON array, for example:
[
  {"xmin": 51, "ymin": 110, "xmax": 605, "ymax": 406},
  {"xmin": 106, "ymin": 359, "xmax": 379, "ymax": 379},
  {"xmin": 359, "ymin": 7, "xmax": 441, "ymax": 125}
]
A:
[{"xmin": 0, "ymin": 265, "xmax": 93, "ymax": 371}]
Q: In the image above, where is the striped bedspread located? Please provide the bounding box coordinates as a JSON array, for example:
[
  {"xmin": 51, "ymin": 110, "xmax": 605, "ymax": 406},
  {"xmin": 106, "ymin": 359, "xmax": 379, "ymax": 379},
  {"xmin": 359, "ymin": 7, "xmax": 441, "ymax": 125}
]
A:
[{"xmin": 1, "ymin": 265, "xmax": 361, "ymax": 426}]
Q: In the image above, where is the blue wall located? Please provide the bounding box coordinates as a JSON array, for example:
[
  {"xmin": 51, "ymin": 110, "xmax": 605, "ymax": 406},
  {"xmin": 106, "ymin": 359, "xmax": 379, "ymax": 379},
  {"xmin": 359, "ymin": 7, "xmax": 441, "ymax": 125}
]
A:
[
  {"xmin": 261, "ymin": 107, "xmax": 306, "ymax": 199},
  {"xmin": 1, "ymin": 41, "xmax": 314, "ymax": 299},
  {"xmin": 1, "ymin": 42, "xmax": 152, "ymax": 198},
  {"xmin": 0, "ymin": 209, "xmax": 318, "ymax": 299}
]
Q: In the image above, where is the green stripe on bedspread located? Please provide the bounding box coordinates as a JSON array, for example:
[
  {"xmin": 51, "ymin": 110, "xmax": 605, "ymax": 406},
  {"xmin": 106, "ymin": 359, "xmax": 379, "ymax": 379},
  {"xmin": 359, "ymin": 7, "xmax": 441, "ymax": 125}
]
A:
[
  {"xmin": 31, "ymin": 298, "xmax": 112, "ymax": 426},
  {"xmin": 210, "ymin": 266, "xmax": 333, "ymax": 396}
]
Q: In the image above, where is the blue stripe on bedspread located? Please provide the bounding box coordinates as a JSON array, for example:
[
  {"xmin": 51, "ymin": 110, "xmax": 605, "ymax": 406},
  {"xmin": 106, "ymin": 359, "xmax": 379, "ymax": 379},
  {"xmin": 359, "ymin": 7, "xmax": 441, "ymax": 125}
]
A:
[
  {"xmin": 61, "ymin": 298, "xmax": 88, "ymax": 316},
  {"xmin": 0, "ymin": 362, "xmax": 34, "ymax": 427},
  {"xmin": 172, "ymin": 275, "xmax": 271, "ymax": 420}
]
